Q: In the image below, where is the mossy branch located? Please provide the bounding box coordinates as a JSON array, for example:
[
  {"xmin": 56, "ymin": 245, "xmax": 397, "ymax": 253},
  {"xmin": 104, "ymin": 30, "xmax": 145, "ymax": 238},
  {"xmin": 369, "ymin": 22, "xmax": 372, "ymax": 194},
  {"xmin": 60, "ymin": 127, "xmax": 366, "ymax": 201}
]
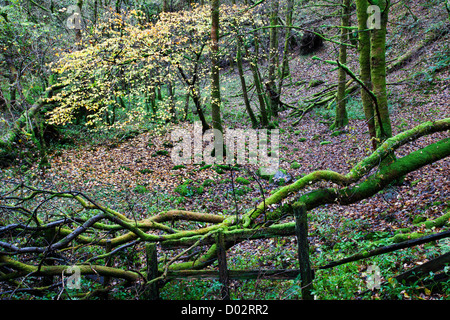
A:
[
  {"xmin": 242, "ymin": 118, "xmax": 450, "ymax": 226},
  {"xmin": 0, "ymin": 255, "xmax": 140, "ymax": 283}
]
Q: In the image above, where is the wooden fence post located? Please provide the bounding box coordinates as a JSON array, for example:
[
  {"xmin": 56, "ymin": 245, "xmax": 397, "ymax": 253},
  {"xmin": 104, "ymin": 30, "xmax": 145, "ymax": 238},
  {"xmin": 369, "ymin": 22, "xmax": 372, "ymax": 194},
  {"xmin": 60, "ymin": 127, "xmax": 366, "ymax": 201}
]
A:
[
  {"xmin": 294, "ymin": 203, "xmax": 314, "ymax": 300},
  {"xmin": 101, "ymin": 239, "xmax": 112, "ymax": 299},
  {"xmin": 144, "ymin": 243, "xmax": 160, "ymax": 300},
  {"xmin": 216, "ymin": 230, "xmax": 230, "ymax": 300}
]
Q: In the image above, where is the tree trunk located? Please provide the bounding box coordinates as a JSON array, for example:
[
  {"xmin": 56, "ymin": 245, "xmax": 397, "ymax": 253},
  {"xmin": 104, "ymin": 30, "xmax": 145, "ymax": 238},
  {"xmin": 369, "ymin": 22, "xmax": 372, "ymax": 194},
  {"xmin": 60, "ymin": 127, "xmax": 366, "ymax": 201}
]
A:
[
  {"xmin": 93, "ymin": 0, "xmax": 98, "ymax": 26},
  {"xmin": 446, "ymin": 0, "xmax": 450, "ymax": 22},
  {"xmin": 184, "ymin": 90, "xmax": 190, "ymax": 121},
  {"xmin": 167, "ymin": 81, "xmax": 176, "ymax": 121},
  {"xmin": 5, "ymin": 55, "xmax": 18, "ymax": 109},
  {"xmin": 210, "ymin": 0, "xmax": 225, "ymax": 159},
  {"xmin": 0, "ymin": 84, "xmax": 65, "ymax": 164},
  {"xmin": 236, "ymin": 35, "xmax": 258, "ymax": 128},
  {"xmin": 1, "ymin": 119, "xmax": 448, "ymax": 287},
  {"xmin": 294, "ymin": 203, "xmax": 314, "ymax": 300},
  {"xmin": 216, "ymin": 230, "xmax": 230, "ymax": 300},
  {"xmin": 332, "ymin": 0, "xmax": 351, "ymax": 130},
  {"xmin": 177, "ymin": 64, "xmax": 210, "ymax": 132},
  {"xmin": 278, "ymin": 0, "xmax": 294, "ymax": 91},
  {"xmin": 355, "ymin": 0, "xmax": 376, "ymax": 150},
  {"xmin": 210, "ymin": 0, "xmax": 223, "ymax": 135},
  {"xmin": 245, "ymin": 18, "xmax": 269, "ymax": 126},
  {"xmin": 243, "ymin": 118, "xmax": 450, "ymax": 225},
  {"xmin": 370, "ymin": 1, "xmax": 393, "ymax": 146},
  {"xmin": 0, "ymin": 87, "xmax": 8, "ymax": 113},
  {"xmin": 75, "ymin": 0, "xmax": 84, "ymax": 47},
  {"xmin": 115, "ymin": 0, "xmax": 121, "ymax": 13},
  {"xmin": 244, "ymin": 45, "xmax": 268, "ymax": 127},
  {"xmin": 267, "ymin": 0, "xmax": 279, "ymax": 118},
  {"xmin": 162, "ymin": 0, "xmax": 168, "ymax": 12},
  {"xmin": 192, "ymin": 88, "xmax": 210, "ymax": 133}
]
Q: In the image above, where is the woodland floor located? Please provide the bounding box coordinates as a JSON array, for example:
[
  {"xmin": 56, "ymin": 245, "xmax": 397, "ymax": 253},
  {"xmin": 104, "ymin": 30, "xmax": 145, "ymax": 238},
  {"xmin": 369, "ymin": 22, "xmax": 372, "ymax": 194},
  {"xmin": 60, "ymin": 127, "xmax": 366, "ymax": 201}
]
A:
[{"xmin": 16, "ymin": 54, "xmax": 449, "ymax": 299}]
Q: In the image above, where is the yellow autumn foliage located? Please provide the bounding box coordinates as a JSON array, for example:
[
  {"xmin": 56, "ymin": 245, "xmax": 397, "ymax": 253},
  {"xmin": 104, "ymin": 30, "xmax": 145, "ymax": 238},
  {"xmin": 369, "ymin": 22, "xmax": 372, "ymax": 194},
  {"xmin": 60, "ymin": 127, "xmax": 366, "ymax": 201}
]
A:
[{"xmin": 47, "ymin": 5, "xmax": 258, "ymax": 129}]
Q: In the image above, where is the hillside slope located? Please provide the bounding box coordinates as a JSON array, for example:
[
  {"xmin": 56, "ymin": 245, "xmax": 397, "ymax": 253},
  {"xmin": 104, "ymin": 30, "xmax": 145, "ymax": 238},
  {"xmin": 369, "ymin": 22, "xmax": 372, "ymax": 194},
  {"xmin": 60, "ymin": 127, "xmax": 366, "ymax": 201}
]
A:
[{"xmin": 3, "ymin": 0, "xmax": 448, "ymax": 300}]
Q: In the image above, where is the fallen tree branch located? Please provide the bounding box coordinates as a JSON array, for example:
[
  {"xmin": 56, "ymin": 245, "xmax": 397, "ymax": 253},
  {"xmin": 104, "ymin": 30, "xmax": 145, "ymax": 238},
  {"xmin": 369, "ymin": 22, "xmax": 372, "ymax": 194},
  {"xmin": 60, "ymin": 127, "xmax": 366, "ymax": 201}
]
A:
[
  {"xmin": 0, "ymin": 118, "xmax": 449, "ymax": 296},
  {"xmin": 0, "ymin": 255, "xmax": 140, "ymax": 283},
  {"xmin": 243, "ymin": 118, "xmax": 450, "ymax": 225}
]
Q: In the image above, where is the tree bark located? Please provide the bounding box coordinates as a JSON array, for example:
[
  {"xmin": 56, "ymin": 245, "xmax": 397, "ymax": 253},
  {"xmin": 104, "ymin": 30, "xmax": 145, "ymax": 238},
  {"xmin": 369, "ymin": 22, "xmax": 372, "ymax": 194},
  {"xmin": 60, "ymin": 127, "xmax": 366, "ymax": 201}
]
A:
[
  {"xmin": 0, "ymin": 254, "xmax": 139, "ymax": 283},
  {"xmin": 243, "ymin": 118, "xmax": 450, "ymax": 225},
  {"xmin": 216, "ymin": 230, "xmax": 230, "ymax": 300},
  {"xmin": 4, "ymin": 55, "xmax": 19, "ymax": 109}
]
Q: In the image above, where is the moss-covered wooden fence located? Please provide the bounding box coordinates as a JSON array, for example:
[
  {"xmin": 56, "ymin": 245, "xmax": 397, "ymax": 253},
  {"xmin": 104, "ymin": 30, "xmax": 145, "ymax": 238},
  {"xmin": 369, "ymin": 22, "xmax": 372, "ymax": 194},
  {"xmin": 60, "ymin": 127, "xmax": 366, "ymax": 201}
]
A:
[
  {"xmin": 143, "ymin": 204, "xmax": 314, "ymax": 300},
  {"xmin": 143, "ymin": 205, "xmax": 450, "ymax": 300}
]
